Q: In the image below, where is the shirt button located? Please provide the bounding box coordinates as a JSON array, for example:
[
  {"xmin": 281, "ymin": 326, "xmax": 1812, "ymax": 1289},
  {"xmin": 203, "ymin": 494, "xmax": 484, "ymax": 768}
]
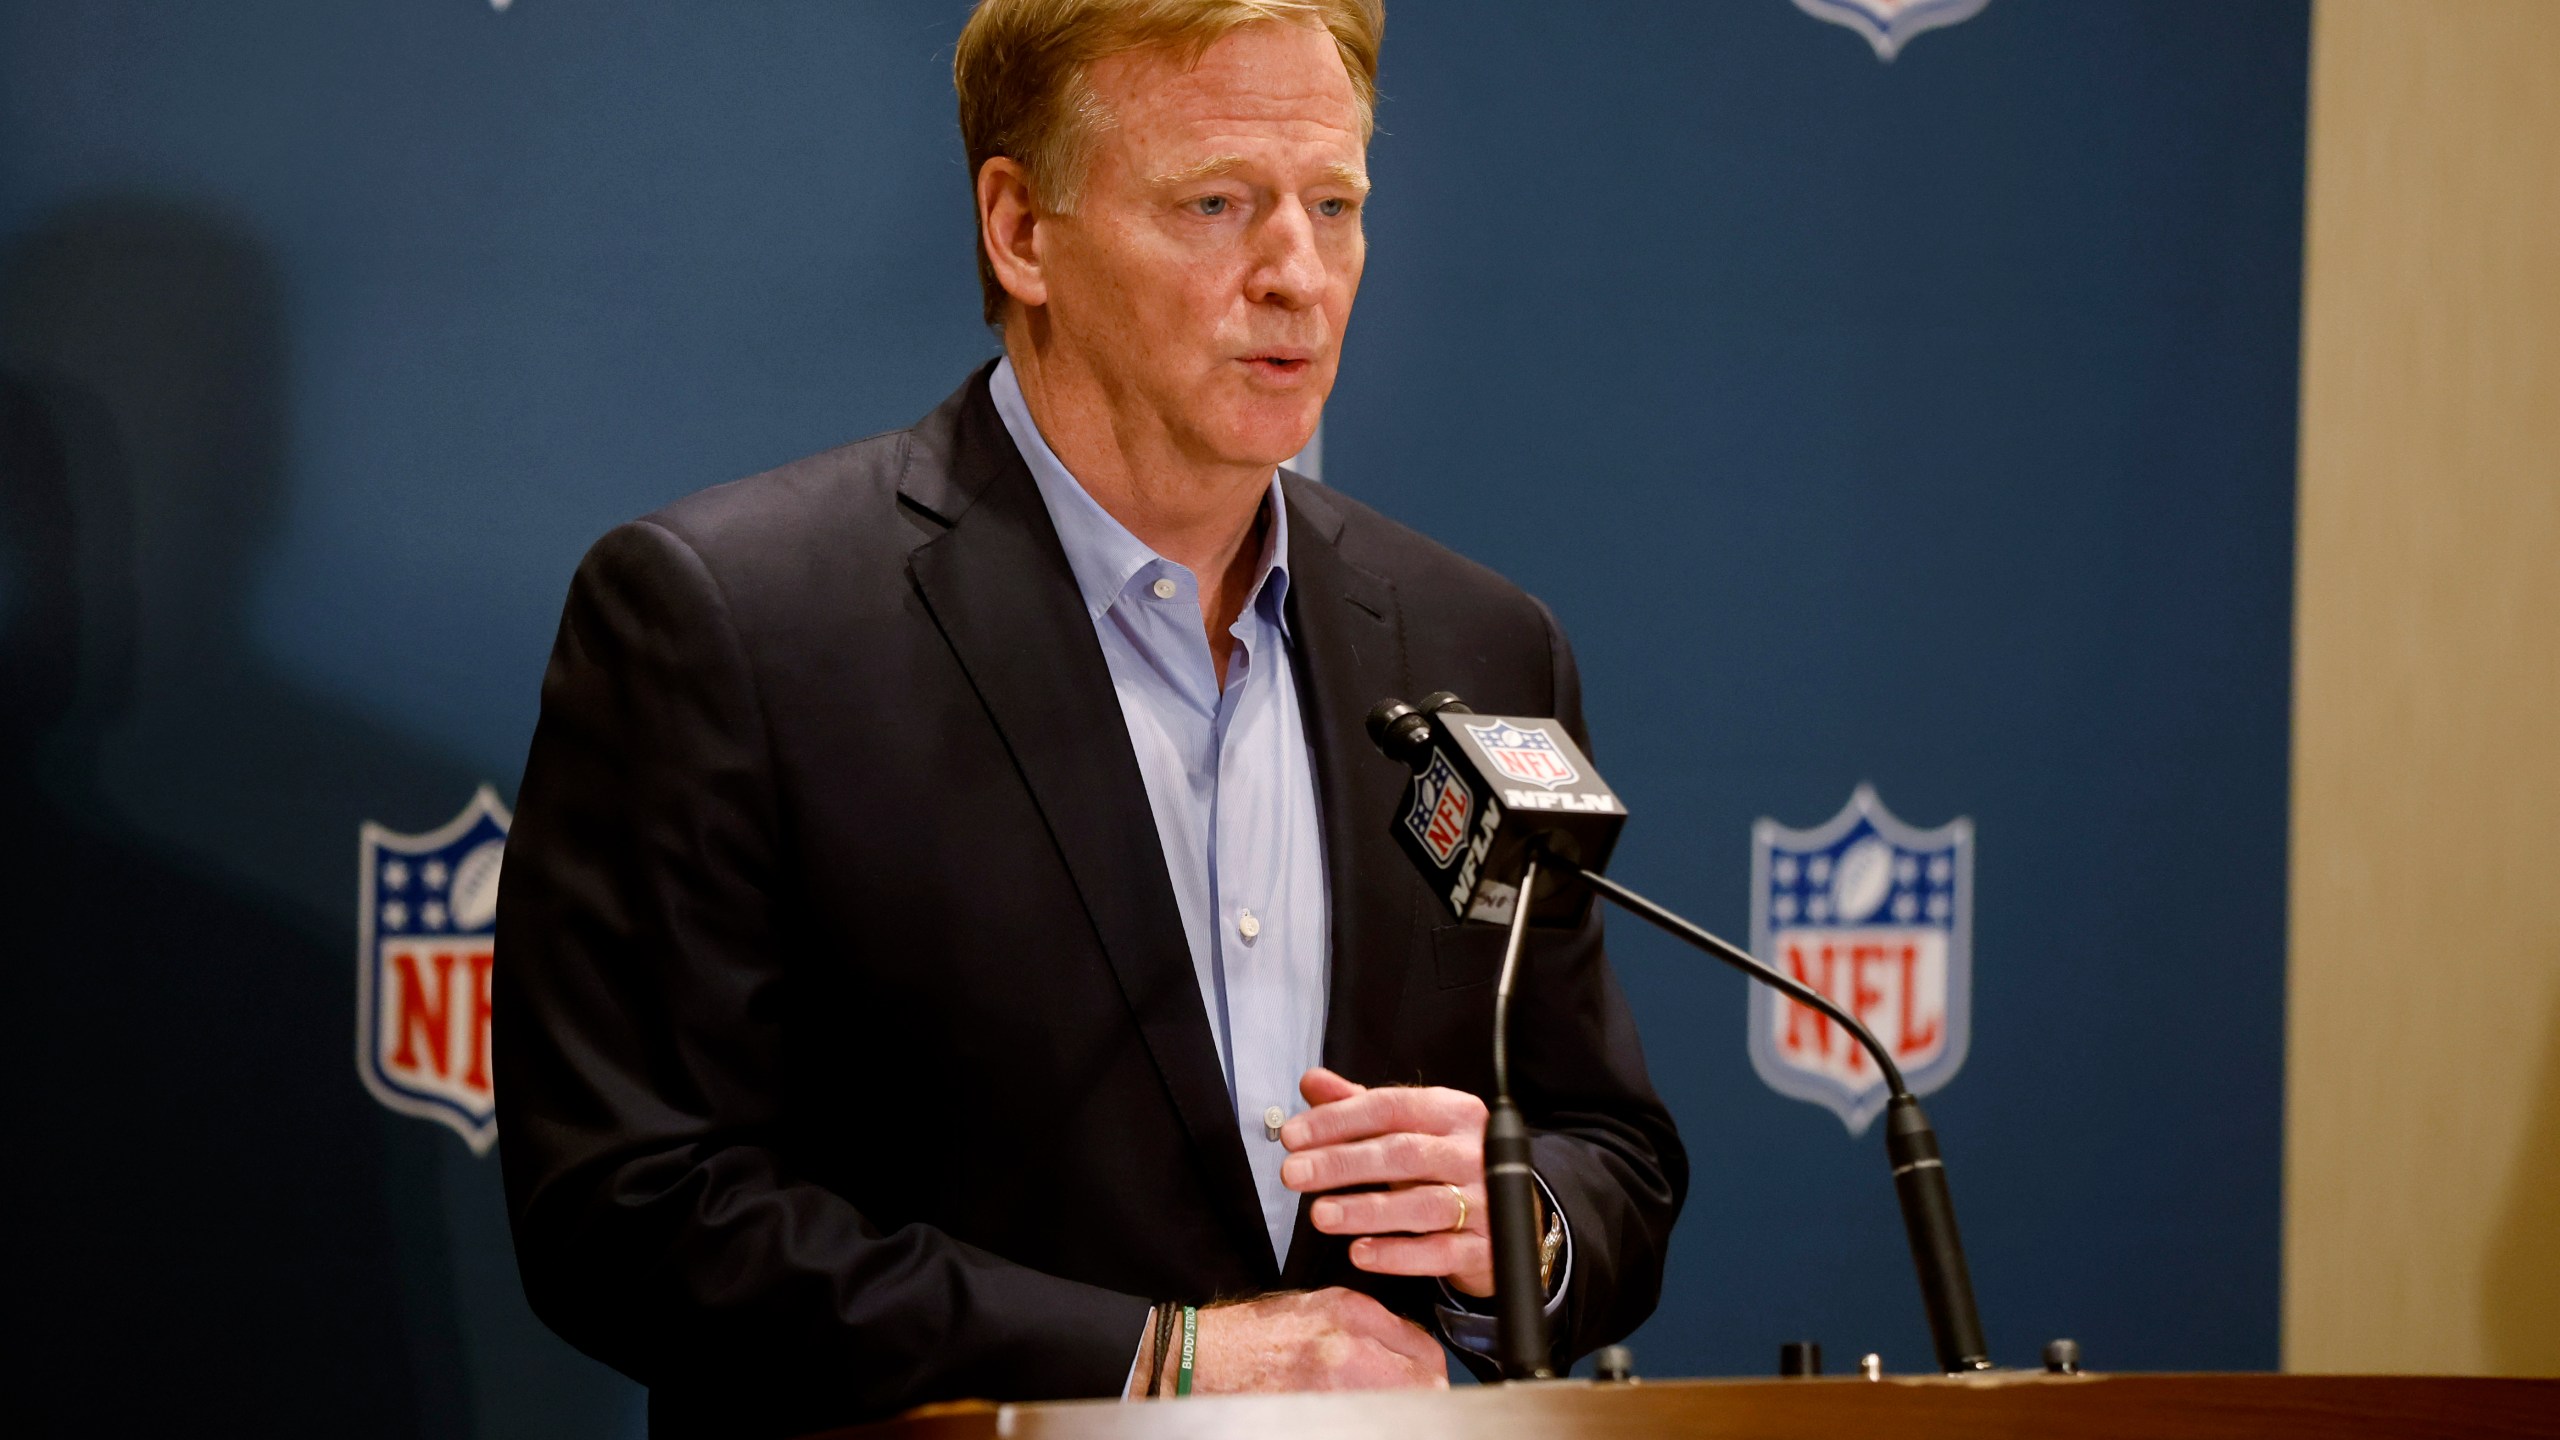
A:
[
  {"xmin": 1263, "ymin": 1105, "xmax": 1287, "ymax": 1141},
  {"xmin": 1151, "ymin": 577, "xmax": 1177, "ymax": 600},
  {"xmin": 1237, "ymin": 909, "xmax": 1261, "ymax": 941}
]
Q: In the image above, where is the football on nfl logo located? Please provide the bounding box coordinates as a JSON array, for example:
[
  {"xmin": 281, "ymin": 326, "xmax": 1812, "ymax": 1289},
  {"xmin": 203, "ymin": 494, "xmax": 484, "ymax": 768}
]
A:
[
  {"xmin": 1749, "ymin": 784, "xmax": 1973, "ymax": 1135},
  {"xmin": 358, "ymin": 787, "xmax": 510, "ymax": 1154}
]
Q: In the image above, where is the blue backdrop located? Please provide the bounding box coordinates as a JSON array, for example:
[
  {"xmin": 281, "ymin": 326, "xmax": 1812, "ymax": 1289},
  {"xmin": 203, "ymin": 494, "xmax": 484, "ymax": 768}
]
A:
[{"xmin": 0, "ymin": 2, "xmax": 2304, "ymax": 1434}]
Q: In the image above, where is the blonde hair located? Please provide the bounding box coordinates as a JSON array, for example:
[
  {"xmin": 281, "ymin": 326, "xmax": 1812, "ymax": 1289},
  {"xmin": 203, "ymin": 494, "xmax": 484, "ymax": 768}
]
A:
[{"xmin": 954, "ymin": 0, "xmax": 1384, "ymax": 325}]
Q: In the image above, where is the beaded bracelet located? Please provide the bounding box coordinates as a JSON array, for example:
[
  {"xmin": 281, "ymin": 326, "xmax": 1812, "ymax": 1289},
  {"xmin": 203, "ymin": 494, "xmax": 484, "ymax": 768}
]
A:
[{"xmin": 1144, "ymin": 1301, "xmax": 1175, "ymax": 1399}]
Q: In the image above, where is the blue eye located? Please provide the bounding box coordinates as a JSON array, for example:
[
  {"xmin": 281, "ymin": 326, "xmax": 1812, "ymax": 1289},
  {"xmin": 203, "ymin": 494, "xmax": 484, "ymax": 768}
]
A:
[
  {"xmin": 1195, "ymin": 195, "xmax": 1228, "ymax": 216},
  {"xmin": 1316, "ymin": 198, "xmax": 1347, "ymax": 218}
]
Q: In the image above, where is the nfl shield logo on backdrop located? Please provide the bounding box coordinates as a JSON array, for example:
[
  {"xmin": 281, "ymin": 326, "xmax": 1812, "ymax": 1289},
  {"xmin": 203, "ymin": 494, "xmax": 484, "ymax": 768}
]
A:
[
  {"xmin": 1749, "ymin": 784, "xmax": 1972, "ymax": 1134},
  {"xmin": 358, "ymin": 787, "xmax": 510, "ymax": 1154},
  {"xmin": 1463, "ymin": 719, "xmax": 1580, "ymax": 791}
]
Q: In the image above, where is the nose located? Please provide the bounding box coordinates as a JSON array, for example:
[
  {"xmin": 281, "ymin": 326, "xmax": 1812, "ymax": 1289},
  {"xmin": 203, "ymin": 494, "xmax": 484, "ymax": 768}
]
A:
[{"xmin": 1248, "ymin": 196, "xmax": 1327, "ymax": 311}]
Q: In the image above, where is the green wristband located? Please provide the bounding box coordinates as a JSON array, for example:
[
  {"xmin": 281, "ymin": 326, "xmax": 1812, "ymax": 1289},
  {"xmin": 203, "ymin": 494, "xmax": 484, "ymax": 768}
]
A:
[{"xmin": 1176, "ymin": 1304, "xmax": 1197, "ymax": 1397}]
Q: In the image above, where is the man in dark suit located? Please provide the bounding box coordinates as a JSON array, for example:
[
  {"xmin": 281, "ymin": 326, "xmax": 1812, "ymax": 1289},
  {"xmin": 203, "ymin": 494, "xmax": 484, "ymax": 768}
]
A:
[{"xmin": 495, "ymin": 2, "xmax": 1684, "ymax": 1433}]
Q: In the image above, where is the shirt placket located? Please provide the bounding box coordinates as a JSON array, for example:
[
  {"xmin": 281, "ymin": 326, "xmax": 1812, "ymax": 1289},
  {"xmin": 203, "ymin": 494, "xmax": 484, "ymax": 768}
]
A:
[
  {"xmin": 1139, "ymin": 561, "xmax": 1237, "ymax": 1084},
  {"xmin": 1216, "ymin": 614, "xmax": 1299, "ymax": 1259}
]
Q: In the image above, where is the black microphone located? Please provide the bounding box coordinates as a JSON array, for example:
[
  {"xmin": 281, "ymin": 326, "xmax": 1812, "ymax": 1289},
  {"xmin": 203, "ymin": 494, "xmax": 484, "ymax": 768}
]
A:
[
  {"xmin": 1366, "ymin": 694, "xmax": 1995, "ymax": 1378},
  {"xmin": 1366, "ymin": 692, "xmax": 1605, "ymax": 1379}
]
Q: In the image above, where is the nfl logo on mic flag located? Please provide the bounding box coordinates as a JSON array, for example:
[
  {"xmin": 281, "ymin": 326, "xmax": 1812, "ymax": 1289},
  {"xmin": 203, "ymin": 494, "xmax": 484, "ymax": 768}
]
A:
[
  {"xmin": 1403, "ymin": 750, "xmax": 1476, "ymax": 867},
  {"xmin": 1463, "ymin": 719, "xmax": 1581, "ymax": 790},
  {"xmin": 1749, "ymin": 785, "xmax": 1973, "ymax": 1134},
  {"xmin": 358, "ymin": 788, "xmax": 510, "ymax": 1154}
]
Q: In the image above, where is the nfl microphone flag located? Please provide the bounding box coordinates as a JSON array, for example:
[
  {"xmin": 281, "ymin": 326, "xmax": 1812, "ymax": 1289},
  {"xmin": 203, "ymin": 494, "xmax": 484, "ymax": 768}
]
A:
[{"xmin": 1379, "ymin": 701, "xmax": 1626, "ymax": 927}]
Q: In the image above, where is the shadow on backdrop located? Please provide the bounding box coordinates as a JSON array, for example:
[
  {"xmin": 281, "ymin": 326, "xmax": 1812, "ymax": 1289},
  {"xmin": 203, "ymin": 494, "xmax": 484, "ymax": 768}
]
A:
[
  {"xmin": 1, "ymin": 197, "xmax": 631, "ymax": 1437},
  {"xmin": 2482, "ymin": 982, "xmax": 2560, "ymax": 1376}
]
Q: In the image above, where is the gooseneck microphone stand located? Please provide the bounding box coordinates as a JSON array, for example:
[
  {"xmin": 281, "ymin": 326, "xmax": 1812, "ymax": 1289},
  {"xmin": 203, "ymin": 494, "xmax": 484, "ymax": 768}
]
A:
[
  {"xmin": 1530, "ymin": 843, "xmax": 1994, "ymax": 1375},
  {"xmin": 1377, "ymin": 692, "xmax": 1989, "ymax": 1377},
  {"xmin": 1485, "ymin": 857, "xmax": 1556, "ymax": 1380}
]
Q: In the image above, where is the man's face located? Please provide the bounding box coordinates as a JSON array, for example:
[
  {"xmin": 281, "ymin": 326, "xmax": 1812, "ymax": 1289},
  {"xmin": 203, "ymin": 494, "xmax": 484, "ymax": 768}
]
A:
[{"xmin": 1037, "ymin": 22, "xmax": 1367, "ymax": 469}]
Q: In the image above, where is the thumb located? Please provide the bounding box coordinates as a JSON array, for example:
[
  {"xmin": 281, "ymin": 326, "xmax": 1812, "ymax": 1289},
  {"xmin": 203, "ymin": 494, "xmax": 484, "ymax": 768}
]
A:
[{"xmin": 1300, "ymin": 1066, "xmax": 1364, "ymax": 1105}]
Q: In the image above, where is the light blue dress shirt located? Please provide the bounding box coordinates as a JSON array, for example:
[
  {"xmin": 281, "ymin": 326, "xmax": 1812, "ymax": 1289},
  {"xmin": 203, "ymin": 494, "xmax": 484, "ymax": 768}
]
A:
[
  {"xmin": 991, "ymin": 359, "xmax": 1565, "ymax": 1362},
  {"xmin": 992, "ymin": 359, "xmax": 1328, "ymax": 1268}
]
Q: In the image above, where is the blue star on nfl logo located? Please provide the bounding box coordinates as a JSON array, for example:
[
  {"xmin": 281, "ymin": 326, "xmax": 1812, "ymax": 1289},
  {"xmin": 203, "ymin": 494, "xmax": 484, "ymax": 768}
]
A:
[{"xmin": 1748, "ymin": 784, "xmax": 1973, "ymax": 1135}]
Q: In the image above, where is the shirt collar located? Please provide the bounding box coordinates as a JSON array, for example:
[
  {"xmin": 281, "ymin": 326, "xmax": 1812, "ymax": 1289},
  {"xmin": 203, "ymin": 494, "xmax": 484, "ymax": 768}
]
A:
[{"xmin": 990, "ymin": 355, "xmax": 1293, "ymax": 631}]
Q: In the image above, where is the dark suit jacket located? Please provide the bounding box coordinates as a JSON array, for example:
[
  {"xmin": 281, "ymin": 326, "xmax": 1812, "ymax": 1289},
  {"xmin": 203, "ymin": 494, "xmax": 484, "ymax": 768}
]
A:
[{"xmin": 494, "ymin": 364, "xmax": 1686, "ymax": 1437}]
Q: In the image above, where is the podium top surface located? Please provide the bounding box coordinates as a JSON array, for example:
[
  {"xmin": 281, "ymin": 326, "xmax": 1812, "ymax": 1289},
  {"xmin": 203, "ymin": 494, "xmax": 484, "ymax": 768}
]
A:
[{"xmin": 817, "ymin": 1373, "xmax": 2559, "ymax": 1440}]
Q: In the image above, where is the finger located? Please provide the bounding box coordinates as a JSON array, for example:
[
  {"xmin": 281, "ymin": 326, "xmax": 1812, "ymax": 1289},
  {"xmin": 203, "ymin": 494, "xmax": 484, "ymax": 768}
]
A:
[
  {"xmin": 1283, "ymin": 1131, "xmax": 1473, "ymax": 1192},
  {"xmin": 1348, "ymin": 1232, "xmax": 1488, "ymax": 1281},
  {"xmin": 1296, "ymin": 1086, "xmax": 1483, "ymax": 1148},
  {"xmin": 1282, "ymin": 1084, "xmax": 1485, "ymax": 1150},
  {"xmin": 1311, "ymin": 1183, "xmax": 1481, "ymax": 1237},
  {"xmin": 1281, "ymin": 1087, "xmax": 1410, "ymax": 1150},
  {"xmin": 1298, "ymin": 1067, "xmax": 1364, "ymax": 1107}
]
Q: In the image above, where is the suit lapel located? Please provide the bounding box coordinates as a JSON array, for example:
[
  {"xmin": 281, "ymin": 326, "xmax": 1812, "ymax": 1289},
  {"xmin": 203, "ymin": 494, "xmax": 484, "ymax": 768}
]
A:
[
  {"xmin": 902, "ymin": 369, "xmax": 1272, "ymax": 1274},
  {"xmin": 1278, "ymin": 477, "xmax": 1420, "ymax": 1286},
  {"xmin": 1284, "ymin": 479, "xmax": 1415, "ymax": 1081}
]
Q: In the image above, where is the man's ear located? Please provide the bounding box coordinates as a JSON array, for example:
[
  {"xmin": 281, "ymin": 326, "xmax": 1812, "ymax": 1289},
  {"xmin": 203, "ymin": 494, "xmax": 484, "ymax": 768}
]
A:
[{"xmin": 977, "ymin": 156, "xmax": 1048, "ymax": 312}]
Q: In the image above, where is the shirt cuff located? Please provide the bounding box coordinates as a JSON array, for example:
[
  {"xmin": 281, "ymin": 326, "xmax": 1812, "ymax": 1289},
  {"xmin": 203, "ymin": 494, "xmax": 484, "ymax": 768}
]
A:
[
  {"xmin": 1434, "ymin": 1172, "xmax": 1574, "ymax": 1358},
  {"xmin": 1121, "ymin": 1310, "xmax": 1152, "ymax": 1399}
]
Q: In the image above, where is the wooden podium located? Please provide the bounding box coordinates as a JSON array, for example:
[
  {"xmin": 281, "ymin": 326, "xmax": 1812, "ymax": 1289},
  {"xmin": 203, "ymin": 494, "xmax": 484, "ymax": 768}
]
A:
[{"xmin": 816, "ymin": 1374, "xmax": 2559, "ymax": 1440}]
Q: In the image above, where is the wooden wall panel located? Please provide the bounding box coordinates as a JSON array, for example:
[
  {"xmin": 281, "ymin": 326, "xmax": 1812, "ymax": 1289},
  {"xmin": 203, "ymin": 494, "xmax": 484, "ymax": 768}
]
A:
[{"xmin": 2288, "ymin": 0, "xmax": 2560, "ymax": 1377}]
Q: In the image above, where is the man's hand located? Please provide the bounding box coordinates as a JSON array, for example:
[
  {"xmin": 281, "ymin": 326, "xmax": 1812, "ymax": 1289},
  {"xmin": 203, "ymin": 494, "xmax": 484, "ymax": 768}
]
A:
[
  {"xmin": 1149, "ymin": 1288, "xmax": 1446, "ymax": 1395},
  {"xmin": 1279, "ymin": 1067, "xmax": 1495, "ymax": 1297}
]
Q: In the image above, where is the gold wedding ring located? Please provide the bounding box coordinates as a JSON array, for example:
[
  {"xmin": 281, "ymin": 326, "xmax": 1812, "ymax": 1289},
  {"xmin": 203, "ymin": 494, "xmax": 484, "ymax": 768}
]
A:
[{"xmin": 1444, "ymin": 1183, "xmax": 1470, "ymax": 1234}]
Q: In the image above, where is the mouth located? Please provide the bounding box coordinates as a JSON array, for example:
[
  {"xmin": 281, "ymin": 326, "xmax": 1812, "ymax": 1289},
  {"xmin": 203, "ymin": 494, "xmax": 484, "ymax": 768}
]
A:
[{"xmin": 1241, "ymin": 350, "xmax": 1315, "ymax": 379}]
